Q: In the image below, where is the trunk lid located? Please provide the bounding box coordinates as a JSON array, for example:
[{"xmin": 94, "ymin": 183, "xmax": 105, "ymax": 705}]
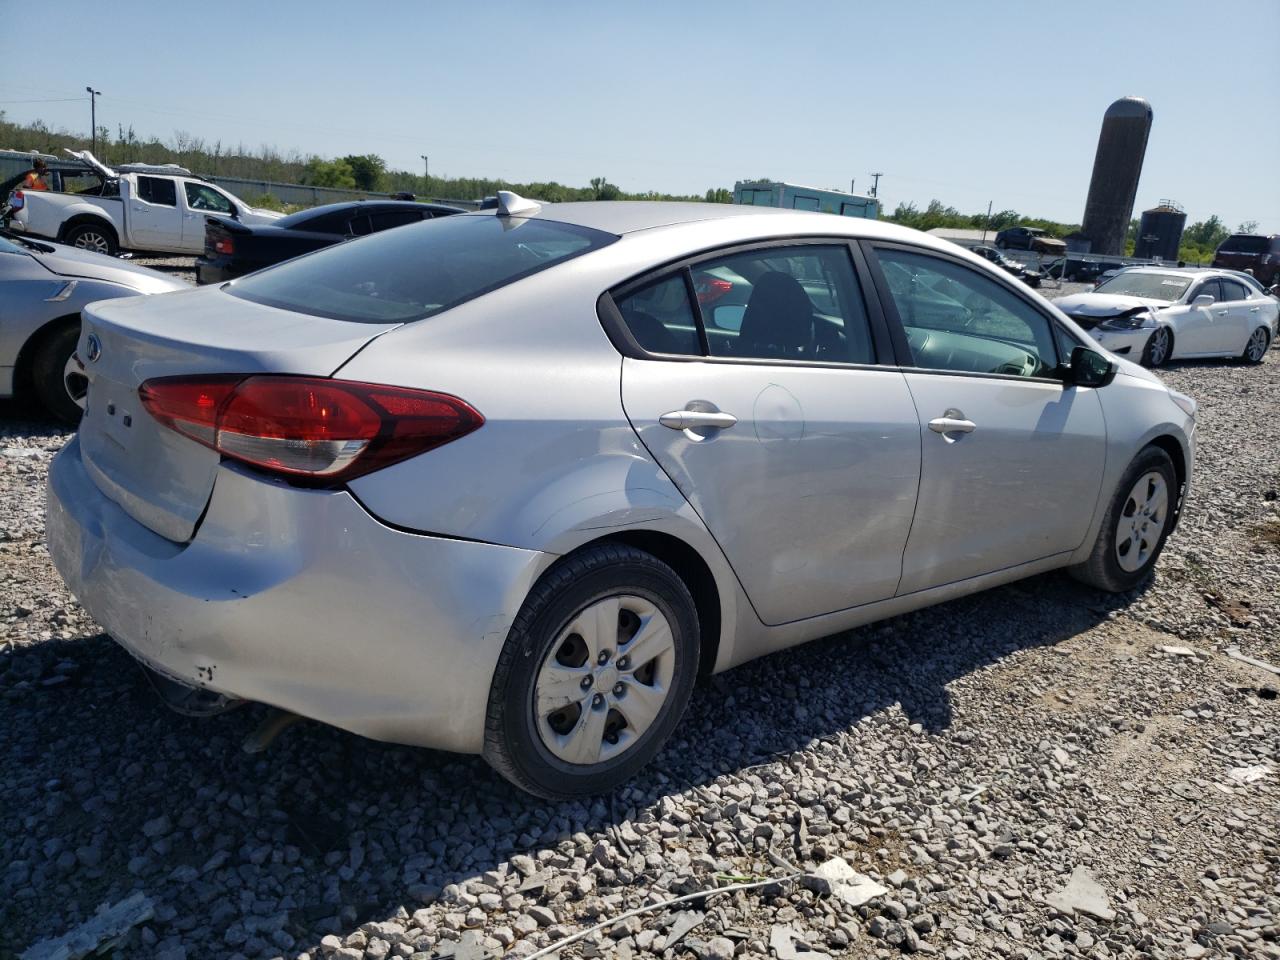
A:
[{"xmin": 78, "ymin": 287, "xmax": 399, "ymax": 543}]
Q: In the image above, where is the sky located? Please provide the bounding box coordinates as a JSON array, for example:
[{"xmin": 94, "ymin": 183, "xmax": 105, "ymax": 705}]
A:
[{"xmin": 3, "ymin": 0, "xmax": 1278, "ymax": 232}]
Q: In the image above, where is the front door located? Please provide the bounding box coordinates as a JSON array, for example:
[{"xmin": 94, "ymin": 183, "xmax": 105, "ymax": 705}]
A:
[
  {"xmin": 181, "ymin": 182, "xmax": 237, "ymax": 252},
  {"xmin": 869, "ymin": 244, "xmax": 1107, "ymax": 594},
  {"xmin": 1177, "ymin": 278, "xmax": 1229, "ymax": 354},
  {"xmin": 128, "ymin": 176, "xmax": 182, "ymax": 248},
  {"xmin": 614, "ymin": 243, "xmax": 922, "ymax": 625}
]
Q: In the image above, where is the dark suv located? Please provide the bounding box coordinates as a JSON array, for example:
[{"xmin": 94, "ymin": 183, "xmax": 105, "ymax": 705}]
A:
[
  {"xmin": 994, "ymin": 226, "xmax": 1067, "ymax": 255},
  {"xmin": 1213, "ymin": 234, "xmax": 1280, "ymax": 286}
]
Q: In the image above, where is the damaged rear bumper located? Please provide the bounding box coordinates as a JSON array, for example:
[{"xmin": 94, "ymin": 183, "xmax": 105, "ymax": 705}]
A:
[{"xmin": 45, "ymin": 436, "xmax": 552, "ymax": 753}]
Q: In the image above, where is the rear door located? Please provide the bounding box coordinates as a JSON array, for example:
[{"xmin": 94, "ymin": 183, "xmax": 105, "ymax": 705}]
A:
[
  {"xmin": 1218, "ymin": 278, "xmax": 1255, "ymax": 351},
  {"xmin": 128, "ymin": 176, "xmax": 182, "ymax": 248},
  {"xmin": 614, "ymin": 240, "xmax": 922, "ymax": 625},
  {"xmin": 865, "ymin": 242, "xmax": 1106, "ymax": 594}
]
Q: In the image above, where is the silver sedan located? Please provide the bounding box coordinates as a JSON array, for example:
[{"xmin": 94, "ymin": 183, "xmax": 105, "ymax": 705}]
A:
[
  {"xmin": 46, "ymin": 196, "xmax": 1197, "ymax": 798},
  {"xmin": 0, "ymin": 231, "xmax": 186, "ymax": 421}
]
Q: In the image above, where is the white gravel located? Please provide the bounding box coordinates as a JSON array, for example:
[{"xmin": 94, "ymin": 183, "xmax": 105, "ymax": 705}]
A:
[{"xmin": 1, "ymin": 325, "xmax": 1277, "ymax": 959}]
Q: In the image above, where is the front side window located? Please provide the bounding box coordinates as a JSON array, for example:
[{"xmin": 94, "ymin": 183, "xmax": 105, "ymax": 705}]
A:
[
  {"xmin": 1192, "ymin": 279, "xmax": 1223, "ymax": 303},
  {"xmin": 136, "ymin": 176, "xmax": 176, "ymax": 206},
  {"xmin": 229, "ymin": 214, "xmax": 616, "ymax": 324},
  {"xmin": 875, "ymin": 247, "xmax": 1058, "ymax": 378},
  {"xmin": 184, "ymin": 183, "xmax": 233, "ymax": 214}
]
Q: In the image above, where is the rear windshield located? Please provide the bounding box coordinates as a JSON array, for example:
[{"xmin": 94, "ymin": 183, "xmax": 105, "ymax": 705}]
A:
[
  {"xmin": 1219, "ymin": 235, "xmax": 1269, "ymax": 254},
  {"xmin": 1093, "ymin": 273, "xmax": 1191, "ymax": 302},
  {"xmin": 227, "ymin": 214, "xmax": 616, "ymax": 323}
]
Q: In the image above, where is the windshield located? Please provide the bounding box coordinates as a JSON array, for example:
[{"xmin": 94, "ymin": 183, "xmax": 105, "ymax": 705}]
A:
[
  {"xmin": 1093, "ymin": 273, "xmax": 1192, "ymax": 302},
  {"xmin": 228, "ymin": 214, "xmax": 617, "ymax": 323}
]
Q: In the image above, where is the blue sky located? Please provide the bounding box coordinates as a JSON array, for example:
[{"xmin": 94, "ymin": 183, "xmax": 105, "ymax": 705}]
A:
[{"xmin": 3, "ymin": 0, "xmax": 1278, "ymax": 231}]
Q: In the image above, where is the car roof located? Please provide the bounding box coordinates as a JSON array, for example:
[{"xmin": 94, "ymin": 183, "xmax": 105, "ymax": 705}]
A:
[
  {"xmin": 457, "ymin": 200, "xmax": 939, "ymax": 245},
  {"xmin": 1119, "ymin": 266, "xmax": 1245, "ymax": 279},
  {"xmin": 288, "ymin": 200, "xmax": 463, "ymax": 218}
]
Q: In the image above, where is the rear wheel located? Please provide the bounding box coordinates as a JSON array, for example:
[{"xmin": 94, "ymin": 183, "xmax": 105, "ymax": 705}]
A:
[
  {"xmin": 1070, "ymin": 445, "xmax": 1177, "ymax": 592},
  {"xmin": 1242, "ymin": 327, "xmax": 1269, "ymax": 364},
  {"xmin": 64, "ymin": 222, "xmax": 118, "ymax": 256},
  {"xmin": 30, "ymin": 323, "xmax": 84, "ymax": 425},
  {"xmin": 483, "ymin": 543, "xmax": 700, "ymax": 799},
  {"xmin": 1140, "ymin": 326, "xmax": 1172, "ymax": 367}
]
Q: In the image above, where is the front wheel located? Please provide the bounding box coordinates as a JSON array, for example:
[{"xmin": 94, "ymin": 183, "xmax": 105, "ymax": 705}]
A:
[
  {"xmin": 1140, "ymin": 326, "xmax": 1172, "ymax": 367},
  {"xmin": 1069, "ymin": 445, "xmax": 1177, "ymax": 592},
  {"xmin": 1242, "ymin": 327, "xmax": 1269, "ymax": 364},
  {"xmin": 483, "ymin": 543, "xmax": 700, "ymax": 799},
  {"xmin": 31, "ymin": 323, "xmax": 84, "ymax": 425}
]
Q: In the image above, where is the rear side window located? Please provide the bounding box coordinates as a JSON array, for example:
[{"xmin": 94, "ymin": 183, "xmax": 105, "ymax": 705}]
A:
[
  {"xmin": 136, "ymin": 176, "xmax": 176, "ymax": 206},
  {"xmin": 369, "ymin": 210, "xmax": 424, "ymax": 232},
  {"xmin": 1220, "ymin": 279, "xmax": 1250, "ymax": 302},
  {"xmin": 228, "ymin": 215, "xmax": 616, "ymax": 323},
  {"xmin": 615, "ymin": 276, "xmax": 701, "ymax": 355}
]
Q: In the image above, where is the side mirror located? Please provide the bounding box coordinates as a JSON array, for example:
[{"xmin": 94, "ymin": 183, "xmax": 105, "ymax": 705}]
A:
[
  {"xmin": 1192, "ymin": 294, "xmax": 1214, "ymax": 307},
  {"xmin": 1067, "ymin": 345, "xmax": 1117, "ymax": 388}
]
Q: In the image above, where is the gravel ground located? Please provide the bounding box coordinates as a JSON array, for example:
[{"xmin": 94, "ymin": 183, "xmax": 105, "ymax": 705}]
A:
[{"xmin": 1, "ymin": 302, "xmax": 1277, "ymax": 959}]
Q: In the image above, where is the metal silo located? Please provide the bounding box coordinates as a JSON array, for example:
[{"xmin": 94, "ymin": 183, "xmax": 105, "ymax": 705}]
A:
[
  {"xmin": 1134, "ymin": 201, "xmax": 1187, "ymax": 262},
  {"xmin": 1080, "ymin": 97, "xmax": 1153, "ymax": 255}
]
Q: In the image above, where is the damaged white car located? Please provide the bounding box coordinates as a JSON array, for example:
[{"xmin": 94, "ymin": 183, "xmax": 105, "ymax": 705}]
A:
[{"xmin": 1054, "ymin": 268, "xmax": 1276, "ymax": 367}]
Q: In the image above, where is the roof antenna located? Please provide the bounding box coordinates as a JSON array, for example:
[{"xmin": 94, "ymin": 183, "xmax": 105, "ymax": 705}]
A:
[{"xmin": 496, "ymin": 190, "xmax": 541, "ymax": 217}]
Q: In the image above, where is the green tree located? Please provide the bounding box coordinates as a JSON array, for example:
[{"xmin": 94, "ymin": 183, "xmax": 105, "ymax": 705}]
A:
[
  {"xmin": 341, "ymin": 153, "xmax": 387, "ymax": 192},
  {"xmin": 303, "ymin": 157, "xmax": 356, "ymax": 189},
  {"xmin": 1237, "ymin": 220, "xmax": 1259, "ymax": 234},
  {"xmin": 704, "ymin": 187, "xmax": 732, "ymax": 204},
  {"xmin": 1183, "ymin": 215, "xmax": 1229, "ymax": 250},
  {"xmin": 590, "ymin": 176, "xmax": 621, "ymax": 201}
]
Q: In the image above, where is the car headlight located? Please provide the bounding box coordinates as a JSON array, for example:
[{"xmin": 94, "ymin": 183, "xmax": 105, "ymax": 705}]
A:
[
  {"xmin": 1098, "ymin": 311, "xmax": 1153, "ymax": 330},
  {"xmin": 1169, "ymin": 390, "xmax": 1197, "ymax": 420}
]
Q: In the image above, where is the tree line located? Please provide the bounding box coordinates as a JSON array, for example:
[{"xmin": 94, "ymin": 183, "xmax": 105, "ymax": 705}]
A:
[{"xmin": 1, "ymin": 113, "xmax": 1257, "ymax": 261}]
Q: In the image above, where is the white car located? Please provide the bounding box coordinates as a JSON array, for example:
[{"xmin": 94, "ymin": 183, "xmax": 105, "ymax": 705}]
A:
[
  {"xmin": 1054, "ymin": 268, "xmax": 1277, "ymax": 367},
  {"xmin": 6, "ymin": 150, "xmax": 281, "ymax": 257}
]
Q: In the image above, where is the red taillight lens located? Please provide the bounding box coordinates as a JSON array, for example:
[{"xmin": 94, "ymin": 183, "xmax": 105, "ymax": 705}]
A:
[
  {"xmin": 138, "ymin": 375, "xmax": 483, "ymax": 480},
  {"xmin": 694, "ymin": 274, "xmax": 733, "ymax": 305},
  {"xmin": 213, "ymin": 236, "xmax": 234, "ymax": 256},
  {"xmin": 11, "ymin": 189, "xmax": 24, "ymax": 210}
]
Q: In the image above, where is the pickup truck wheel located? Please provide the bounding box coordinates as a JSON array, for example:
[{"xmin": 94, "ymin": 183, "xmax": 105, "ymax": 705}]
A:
[
  {"xmin": 32, "ymin": 323, "xmax": 84, "ymax": 424},
  {"xmin": 65, "ymin": 223, "xmax": 118, "ymax": 256}
]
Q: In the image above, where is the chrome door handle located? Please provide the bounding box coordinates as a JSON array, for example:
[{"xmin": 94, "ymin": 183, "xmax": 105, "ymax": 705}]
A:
[
  {"xmin": 659, "ymin": 410, "xmax": 738, "ymax": 431},
  {"xmin": 1250, "ymin": 306, "xmax": 1261, "ymax": 312},
  {"xmin": 1215, "ymin": 309, "xmax": 1228, "ymax": 316},
  {"xmin": 928, "ymin": 415, "xmax": 976, "ymax": 435}
]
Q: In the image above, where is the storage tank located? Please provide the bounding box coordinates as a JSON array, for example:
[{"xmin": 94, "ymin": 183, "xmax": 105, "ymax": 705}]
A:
[
  {"xmin": 1080, "ymin": 97, "xmax": 1152, "ymax": 255},
  {"xmin": 1134, "ymin": 201, "xmax": 1186, "ymax": 262}
]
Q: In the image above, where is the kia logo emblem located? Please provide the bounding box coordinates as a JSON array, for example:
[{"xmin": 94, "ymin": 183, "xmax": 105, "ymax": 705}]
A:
[{"xmin": 85, "ymin": 334, "xmax": 102, "ymax": 363}]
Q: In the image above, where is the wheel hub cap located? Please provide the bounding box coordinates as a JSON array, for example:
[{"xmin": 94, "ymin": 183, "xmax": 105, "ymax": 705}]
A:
[
  {"xmin": 534, "ymin": 595, "xmax": 676, "ymax": 765},
  {"xmin": 1115, "ymin": 471, "xmax": 1169, "ymax": 573},
  {"xmin": 1247, "ymin": 330, "xmax": 1266, "ymax": 361}
]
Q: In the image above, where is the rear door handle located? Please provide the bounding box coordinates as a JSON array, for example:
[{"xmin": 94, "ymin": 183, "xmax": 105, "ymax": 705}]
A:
[
  {"xmin": 928, "ymin": 412, "xmax": 976, "ymax": 435},
  {"xmin": 660, "ymin": 410, "xmax": 738, "ymax": 431}
]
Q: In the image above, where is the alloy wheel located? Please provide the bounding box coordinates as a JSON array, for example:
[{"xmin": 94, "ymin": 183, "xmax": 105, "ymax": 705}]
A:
[
  {"xmin": 534, "ymin": 594, "xmax": 675, "ymax": 765},
  {"xmin": 1147, "ymin": 328, "xmax": 1170, "ymax": 365},
  {"xmin": 1115, "ymin": 471, "xmax": 1168, "ymax": 573},
  {"xmin": 62, "ymin": 352, "xmax": 88, "ymax": 410},
  {"xmin": 74, "ymin": 232, "xmax": 110, "ymax": 254},
  {"xmin": 1246, "ymin": 328, "xmax": 1268, "ymax": 362}
]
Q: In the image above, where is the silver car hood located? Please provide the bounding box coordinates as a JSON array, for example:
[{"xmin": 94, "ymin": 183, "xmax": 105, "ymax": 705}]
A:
[{"xmin": 31, "ymin": 244, "xmax": 188, "ymax": 293}]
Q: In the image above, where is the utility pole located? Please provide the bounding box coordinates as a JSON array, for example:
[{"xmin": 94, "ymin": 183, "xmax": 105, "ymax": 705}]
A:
[
  {"xmin": 982, "ymin": 200, "xmax": 993, "ymax": 243},
  {"xmin": 85, "ymin": 87, "xmax": 102, "ymax": 155},
  {"xmin": 869, "ymin": 172, "xmax": 883, "ymax": 198},
  {"xmin": 420, "ymin": 154, "xmax": 429, "ymax": 192}
]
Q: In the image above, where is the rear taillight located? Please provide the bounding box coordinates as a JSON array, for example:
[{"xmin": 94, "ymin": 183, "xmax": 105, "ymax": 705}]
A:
[
  {"xmin": 213, "ymin": 236, "xmax": 234, "ymax": 256},
  {"xmin": 694, "ymin": 274, "xmax": 733, "ymax": 305},
  {"xmin": 138, "ymin": 375, "xmax": 483, "ymax": 481},
  {"xmin": 10, "ymin": 189, "xmax": 24, "ymax": 210}
]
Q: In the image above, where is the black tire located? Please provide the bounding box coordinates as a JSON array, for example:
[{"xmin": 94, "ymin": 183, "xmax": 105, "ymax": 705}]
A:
[
  {"xmin": 1069, "ymin": 445, "xmax": 1178, "ymax": 593},
  {"xmin": 63, "ymin": 221, "xmax": 118, "ymax": 256},
  {"xmin": 30, "ymin": 323, "xmax": 84, "ymax": 425},
  {"xmin": 1140, "ymin": 326, "xmax": 1173, "ymax": 368},
  {"xmin": 483, "ymin": 542, "xmax": 700, "ymax": 799},
  {"xmin": 1241, "ymin": 327, "xmax": 1270, "ymax": 364}
]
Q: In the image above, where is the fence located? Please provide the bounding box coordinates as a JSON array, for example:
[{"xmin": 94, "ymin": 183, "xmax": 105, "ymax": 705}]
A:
[{"xmin": 206, "ymin": 175, "xmax": 480, "ymax": 210}]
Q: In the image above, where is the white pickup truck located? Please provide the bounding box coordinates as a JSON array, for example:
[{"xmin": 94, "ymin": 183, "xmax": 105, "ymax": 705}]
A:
[{"xmin": 7, "ymin": 150, "xmax": 281, "ymax": 256}]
